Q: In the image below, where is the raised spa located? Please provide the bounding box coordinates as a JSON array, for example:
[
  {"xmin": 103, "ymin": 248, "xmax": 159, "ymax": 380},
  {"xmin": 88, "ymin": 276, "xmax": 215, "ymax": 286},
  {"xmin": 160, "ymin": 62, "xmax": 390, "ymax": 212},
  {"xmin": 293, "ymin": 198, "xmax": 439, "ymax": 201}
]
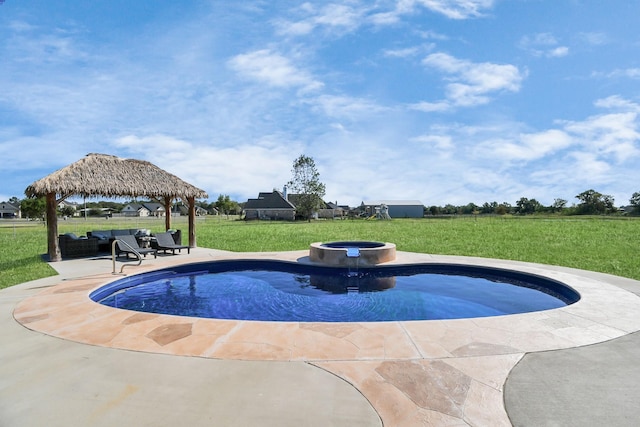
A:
[
  {"xmin": 91, "ymin": 260, "xmax": 580, "ymax": 322},
  {"xmin": 309, "ymin": 241, "xmax": 396, "ymax": 267}
]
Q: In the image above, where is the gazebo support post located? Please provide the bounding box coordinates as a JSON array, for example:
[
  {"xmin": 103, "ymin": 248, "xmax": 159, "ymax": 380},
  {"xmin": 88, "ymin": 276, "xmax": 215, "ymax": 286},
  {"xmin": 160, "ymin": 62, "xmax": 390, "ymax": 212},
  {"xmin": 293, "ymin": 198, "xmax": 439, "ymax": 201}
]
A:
[
  {"xmin": 46, "ymin": 192, "xmax": 61, "ymax": 262},
  {"xmin": 187, "ymin": 196, "xmax": 196, "ymax": 248},
  {"xmin": 163, "ymin": 196, "xmax": 173, "ymax": 231}
]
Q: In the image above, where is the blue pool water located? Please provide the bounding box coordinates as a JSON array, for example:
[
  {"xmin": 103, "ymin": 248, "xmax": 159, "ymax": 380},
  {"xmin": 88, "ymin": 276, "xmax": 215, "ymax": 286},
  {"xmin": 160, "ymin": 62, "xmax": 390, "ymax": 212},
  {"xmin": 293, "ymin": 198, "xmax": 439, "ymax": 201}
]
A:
[{"xmin": 91, "ymin": 260, "xmax": 580, "ymax": 322}]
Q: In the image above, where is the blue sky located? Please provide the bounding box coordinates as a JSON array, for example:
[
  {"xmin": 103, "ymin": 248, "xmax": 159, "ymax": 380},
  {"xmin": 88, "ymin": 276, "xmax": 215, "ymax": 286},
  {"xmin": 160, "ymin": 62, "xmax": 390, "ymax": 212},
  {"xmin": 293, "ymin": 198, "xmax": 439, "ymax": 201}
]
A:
[{"xmin": 1, "ymin": 0, "xmax": 639, "ymax": 207}]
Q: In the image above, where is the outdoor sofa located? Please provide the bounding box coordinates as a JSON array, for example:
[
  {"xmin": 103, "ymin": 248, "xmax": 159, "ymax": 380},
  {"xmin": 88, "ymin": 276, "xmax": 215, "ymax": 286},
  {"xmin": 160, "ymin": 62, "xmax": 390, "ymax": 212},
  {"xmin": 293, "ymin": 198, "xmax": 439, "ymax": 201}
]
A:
[
  {"xmin": 87, "ymin": 229, "xmax": 148, "ymax": 251},
  {"xmin": 58, "ymin": 233, "xmax": 99, "ymax": 258}
]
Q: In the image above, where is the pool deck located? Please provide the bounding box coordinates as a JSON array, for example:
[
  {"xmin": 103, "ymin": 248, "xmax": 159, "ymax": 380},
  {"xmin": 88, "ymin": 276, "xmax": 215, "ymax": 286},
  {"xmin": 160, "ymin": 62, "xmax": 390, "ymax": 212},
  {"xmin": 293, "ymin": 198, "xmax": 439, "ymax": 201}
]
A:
[{"xmin": 2, "ymin": 247, "xmax": 640, "ymax": 426}]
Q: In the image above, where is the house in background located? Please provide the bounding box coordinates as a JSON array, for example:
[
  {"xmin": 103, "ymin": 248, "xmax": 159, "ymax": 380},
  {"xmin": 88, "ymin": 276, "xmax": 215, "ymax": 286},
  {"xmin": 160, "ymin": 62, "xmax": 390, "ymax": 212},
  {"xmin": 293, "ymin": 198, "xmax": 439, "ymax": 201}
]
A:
[
  {"xmin": 171, "ymin": 204, "xmax": 210, "ymax": 216},
  {"xmin": 319, "ymin": 201, "xmax": 346, "ymax": 219},
  {"xmin": 298, "ymin": 198, "xmax": 345, "ymax": 219},
  {"xmin": 359, "ymin": 200, "xmax": 425, "ymax": 218},
  {"xmin": 58, "ymin": 201, "xmax": 79, "ymax": 210},
  {"xmin": 243, "ymin": 190, "xmax": 296, "ymax": 220},
  {"xmin": 121, "ymin": 202, "xmax": 166, "ymax": 217},
  {"xmin": 0, "ymin": 202, "xmax": 20, "ymax": 218},
  {"xmin": 58, "ymin": 200, "xmax": 79, "ymax": 212},
  {"xmin": 244, "ymin": 190, "xmax": 348, "ymax": 220},
  {"xmin": 287, "ymin": 193, "xmax": 345, "ymax": 219},
  {"xmin": 77, "ymin": 207, "xmax": 115, "ymax": 218},
  {"xmin": 620, "ymin": 205, "xmax": 640, "ymax": 215}
]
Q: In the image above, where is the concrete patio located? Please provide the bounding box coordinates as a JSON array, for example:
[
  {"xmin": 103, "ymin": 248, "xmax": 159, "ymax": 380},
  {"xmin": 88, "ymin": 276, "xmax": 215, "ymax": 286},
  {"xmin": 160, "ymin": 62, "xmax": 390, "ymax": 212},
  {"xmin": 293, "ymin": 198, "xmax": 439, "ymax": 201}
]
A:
[{"xmin": 2, "ymin": 247, "xmax": 640, "ymax": 426}]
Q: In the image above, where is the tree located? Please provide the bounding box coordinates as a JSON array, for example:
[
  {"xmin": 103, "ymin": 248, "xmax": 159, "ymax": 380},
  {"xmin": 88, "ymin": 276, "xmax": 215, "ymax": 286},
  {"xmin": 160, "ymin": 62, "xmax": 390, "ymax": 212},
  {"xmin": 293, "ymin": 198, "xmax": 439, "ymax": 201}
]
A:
[
  {"xmin": 287, "ymin": 155, "xmax": 326, "ymax": 222},
  {"xmin": 458, "ymin": 203, "xmax": 478, "ymax": 215},
  {"xmin": 214, "ymin": 194, "xmax": 237, "ymax": 217},
  {"xmin": 629, "ymin": 192, "xmax": 640, "ymax": 215},
  {"xmin": 575, "ymin": 189, "xmax": 615, "ymax": 215},
  {"xmin": 603, "ymin": 195, "xmax": 615, "ymax": 214},
  {"xmin": 442, "ymin": 204, "xmax": 457, "ymax": 214},
  {"xmin": 58, "ymin": 205, "xmax": 75, "ymax": 217},
  {"xmin": 481, "ymin": 202, "xmax": 498, "ymax": 214},
  {"xmin": 496, "ymin": 203, "xmax": 511, "ymax": 215},
  {"xmin": 551, "ymin": 198, "xmax": 567, "ymax": 213},
  {"xmin": 515, "ymin": 197, "xmax": 542, "ymax": 215},
  {"xmin": 21, "ymin": 197, "xmax": 46, "ymax": 219}
]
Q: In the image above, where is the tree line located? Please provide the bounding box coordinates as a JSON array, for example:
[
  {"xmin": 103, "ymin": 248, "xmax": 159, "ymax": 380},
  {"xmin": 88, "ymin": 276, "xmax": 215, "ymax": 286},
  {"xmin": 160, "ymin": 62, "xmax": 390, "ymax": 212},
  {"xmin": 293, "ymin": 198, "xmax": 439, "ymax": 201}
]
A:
[
  {"xmin": 426, "ymin": 189, "xmax": 640, "ymax": 216},
  {"xmin": 5, "ymin": 185, "xmax": 640, "ymax": 220},
  {"xmin": 2, "ymin": 196, "xmax": 242, "ymax": 219}
]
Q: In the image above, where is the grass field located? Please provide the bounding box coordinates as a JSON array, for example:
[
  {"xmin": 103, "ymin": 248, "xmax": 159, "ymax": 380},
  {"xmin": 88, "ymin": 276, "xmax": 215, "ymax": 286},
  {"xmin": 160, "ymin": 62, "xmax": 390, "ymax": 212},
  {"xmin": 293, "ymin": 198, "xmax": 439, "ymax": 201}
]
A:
[{"xmin": 1, "ymin": 215, "xmax": 638, "ymax": 289}]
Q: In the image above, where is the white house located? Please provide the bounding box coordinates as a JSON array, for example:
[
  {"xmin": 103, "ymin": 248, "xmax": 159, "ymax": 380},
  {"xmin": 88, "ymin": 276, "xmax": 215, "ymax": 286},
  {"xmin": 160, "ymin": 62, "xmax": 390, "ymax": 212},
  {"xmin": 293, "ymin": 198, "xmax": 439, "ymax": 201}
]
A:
[
  {"xmin": 0, "ymin": 202, "xmax": 20, "ymax": 219},
  {"xmin": 121, "ymin": 202, "xmax": 166, "ymax": 217}
]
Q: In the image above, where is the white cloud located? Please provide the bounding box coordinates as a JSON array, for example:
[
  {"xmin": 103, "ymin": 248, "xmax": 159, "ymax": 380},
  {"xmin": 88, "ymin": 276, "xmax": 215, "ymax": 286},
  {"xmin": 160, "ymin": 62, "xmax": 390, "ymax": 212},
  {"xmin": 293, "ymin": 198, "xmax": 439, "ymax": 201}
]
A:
[
  {"xmin": 7, "ymin": 20, "xmax": 38, "ymax": 32},
  {"xmin": 369, "ymin": 11, "xmax": 403, "ymax": 26},
  {"xmin": 277, "ymin": 0, "xmax": 495, "ymax": 37},
  {"xmin": 563, "ymin": 111, "xmax": 640, "ymax": 162},
  {"xmin": 382, "ymin": 0, "xmax": 495, "ymax": 21},
  {"xmin": 595, "ymin": 95, "xmax": 640, "ymax": 111},
  {"xmin": 418, "ymin": 30, "xmax": 450, "ymax": 41},
  {"xmin": 114, "ymin": 135, "xmax": 192, "ymax": 158},
  {"xmin": 472, "ymin": 97, "xmax": 640, "ymax": 165},
  {"xmin": 227, "ymin": 49, "xmax": 324, "ymax": 92},
  {"xmin": 560, "ymin": 97, "xmax": 640, "ymax": 163},
  {"xmin": 519, "ymin": 32, "xmax": 569, "ymax": 58},
  {"xmin": 0, "ymin": 132, "xmax": 87, "ymax": 174},
  {"xmin": 112, "ymin": 134, "xmax": 299, "ymax": 202},
  {"xmin": 309, "ymin": 95, "xmax": 390, "ymax": 120},
  {"xmin": 592, "ymin": 68, "xmax": 640, "ymax": 80},
  {"xmin": 274, "ymin": 3, "xmax": 364, "ymax": 36},
  {"xmin": 402, "ymin": 102, "xmax": 638, "ymax": 205},
  {"xmin": 409, "ymin": 100, "xmax": 451, "ymax": 112},
  {"xmin": 548, "ymin": 46, "xmax": 569, "ymax": 58},
  {"xmin": 412, "ymin": 0, "xmax": 496, "ymax": 19},
  {"xmin": 383, "ymin": 46, "xmax": 421, "ymax": 58},
  {"xmin": 313, "ymin": 4, "xmax": 361, "ymax": 27},
  {"xmin": 478, "ymin": 129, "xmax": 573, "ymax": 161},
  {"xmin": 567, "ymin": 152, "xmax": 612, "ymax": 180},
  {"xmin": 528, "ymin": 153, "xmax": 613, "ymax": 197},
  {"xmin": 528, "ymin": 33, "xmax": 557, "ymax": 45},
  {"xmin": 410, "ymin": 134, "xmax": 454, "ymax": 157},
  {"xmin": 578, "ymin": 32, "xmax": 609, "ymax": 46},
  {"xmin": 421, "ymin": 52, "xmax": 524, "ymax": 108}
]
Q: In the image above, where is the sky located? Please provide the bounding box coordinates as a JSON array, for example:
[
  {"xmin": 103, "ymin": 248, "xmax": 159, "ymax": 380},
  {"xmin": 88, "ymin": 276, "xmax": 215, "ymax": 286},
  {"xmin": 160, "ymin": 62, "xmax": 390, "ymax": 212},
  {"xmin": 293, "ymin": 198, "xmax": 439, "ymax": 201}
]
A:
[{"xmin": 1, "ymin": 0, "xmax": 639, "ymax": 208}]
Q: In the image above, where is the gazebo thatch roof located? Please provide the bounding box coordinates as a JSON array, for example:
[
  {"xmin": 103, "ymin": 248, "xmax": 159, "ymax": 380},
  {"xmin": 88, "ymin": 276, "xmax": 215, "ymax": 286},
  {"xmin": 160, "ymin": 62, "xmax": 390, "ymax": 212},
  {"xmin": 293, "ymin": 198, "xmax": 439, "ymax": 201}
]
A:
[
  {"xmin": 25, "ymin": 153, "xmax": 207, "ymax": 200},
  {"xmin": 26, "ymin": 153, "xmax": 208, "ymax": 262}
]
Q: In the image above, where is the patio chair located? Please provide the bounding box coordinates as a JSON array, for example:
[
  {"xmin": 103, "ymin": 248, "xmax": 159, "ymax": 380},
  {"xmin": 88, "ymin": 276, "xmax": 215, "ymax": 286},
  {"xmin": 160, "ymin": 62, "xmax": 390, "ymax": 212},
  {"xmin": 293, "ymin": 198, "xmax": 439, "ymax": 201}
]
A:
[
  {"xmin": 154, "ymin": 232, "xmax": 190, "ymax": 255},
  {"xmin": 115, "ymin": 234, "xmax": 157, "ymax": 259}
]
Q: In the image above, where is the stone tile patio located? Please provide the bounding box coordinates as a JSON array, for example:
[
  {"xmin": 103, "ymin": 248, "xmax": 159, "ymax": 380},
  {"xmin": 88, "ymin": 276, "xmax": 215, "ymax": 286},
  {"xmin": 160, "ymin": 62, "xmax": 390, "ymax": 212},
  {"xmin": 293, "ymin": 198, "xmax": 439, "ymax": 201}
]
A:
[{"xmin": 12, "ymin": 249, "xmax": 640, "ymax": 426}]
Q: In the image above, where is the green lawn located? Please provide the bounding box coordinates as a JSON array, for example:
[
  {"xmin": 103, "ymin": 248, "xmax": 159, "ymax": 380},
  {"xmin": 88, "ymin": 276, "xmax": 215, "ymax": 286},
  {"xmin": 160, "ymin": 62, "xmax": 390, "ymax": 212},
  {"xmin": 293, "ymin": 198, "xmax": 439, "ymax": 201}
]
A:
[{"xmin": 1, "ymin": 215, "xmax": 638, "ymax": 289}]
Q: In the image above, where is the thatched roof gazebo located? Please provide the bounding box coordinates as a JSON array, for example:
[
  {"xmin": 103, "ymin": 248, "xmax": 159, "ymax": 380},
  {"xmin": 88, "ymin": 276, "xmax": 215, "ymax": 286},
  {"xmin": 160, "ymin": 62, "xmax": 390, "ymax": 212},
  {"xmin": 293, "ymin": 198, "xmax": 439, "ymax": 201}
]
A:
[{"xmin": 25, "ymin": 153, "xmax": 208, "ymax": 262}]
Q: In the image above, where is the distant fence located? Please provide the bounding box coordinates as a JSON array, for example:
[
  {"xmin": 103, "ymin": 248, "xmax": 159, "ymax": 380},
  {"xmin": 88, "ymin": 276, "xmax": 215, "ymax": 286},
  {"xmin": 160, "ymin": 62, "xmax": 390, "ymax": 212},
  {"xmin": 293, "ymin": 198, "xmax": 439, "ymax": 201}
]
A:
[{"xmin": 0, "ymin": 216, "xmax": 209, "ymax": 235}]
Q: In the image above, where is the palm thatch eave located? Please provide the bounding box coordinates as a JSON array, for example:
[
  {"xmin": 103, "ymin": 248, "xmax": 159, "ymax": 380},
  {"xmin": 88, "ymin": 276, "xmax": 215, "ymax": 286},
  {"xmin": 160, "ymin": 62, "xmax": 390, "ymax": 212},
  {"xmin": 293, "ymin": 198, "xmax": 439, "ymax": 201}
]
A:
[{"xmin": 25, "ymin": 153, "xmax": 208, "ymax": 200}]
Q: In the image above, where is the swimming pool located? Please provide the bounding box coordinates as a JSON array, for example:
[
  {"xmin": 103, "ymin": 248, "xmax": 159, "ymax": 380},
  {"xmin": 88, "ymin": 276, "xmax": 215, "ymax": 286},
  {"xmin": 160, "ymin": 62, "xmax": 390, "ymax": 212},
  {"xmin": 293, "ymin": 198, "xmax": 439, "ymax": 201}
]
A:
[{"xmin": 91, "ymin": 260, "xmax": 580, "ymax": 322}]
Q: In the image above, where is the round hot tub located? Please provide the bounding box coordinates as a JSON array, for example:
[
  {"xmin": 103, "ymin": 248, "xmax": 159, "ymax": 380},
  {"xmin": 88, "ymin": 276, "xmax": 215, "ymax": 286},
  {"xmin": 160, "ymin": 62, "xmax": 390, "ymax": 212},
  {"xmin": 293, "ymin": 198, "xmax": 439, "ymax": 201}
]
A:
[{"xmin": 309, "ymin": 241, "xmax": 396, "ymax": 267}]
